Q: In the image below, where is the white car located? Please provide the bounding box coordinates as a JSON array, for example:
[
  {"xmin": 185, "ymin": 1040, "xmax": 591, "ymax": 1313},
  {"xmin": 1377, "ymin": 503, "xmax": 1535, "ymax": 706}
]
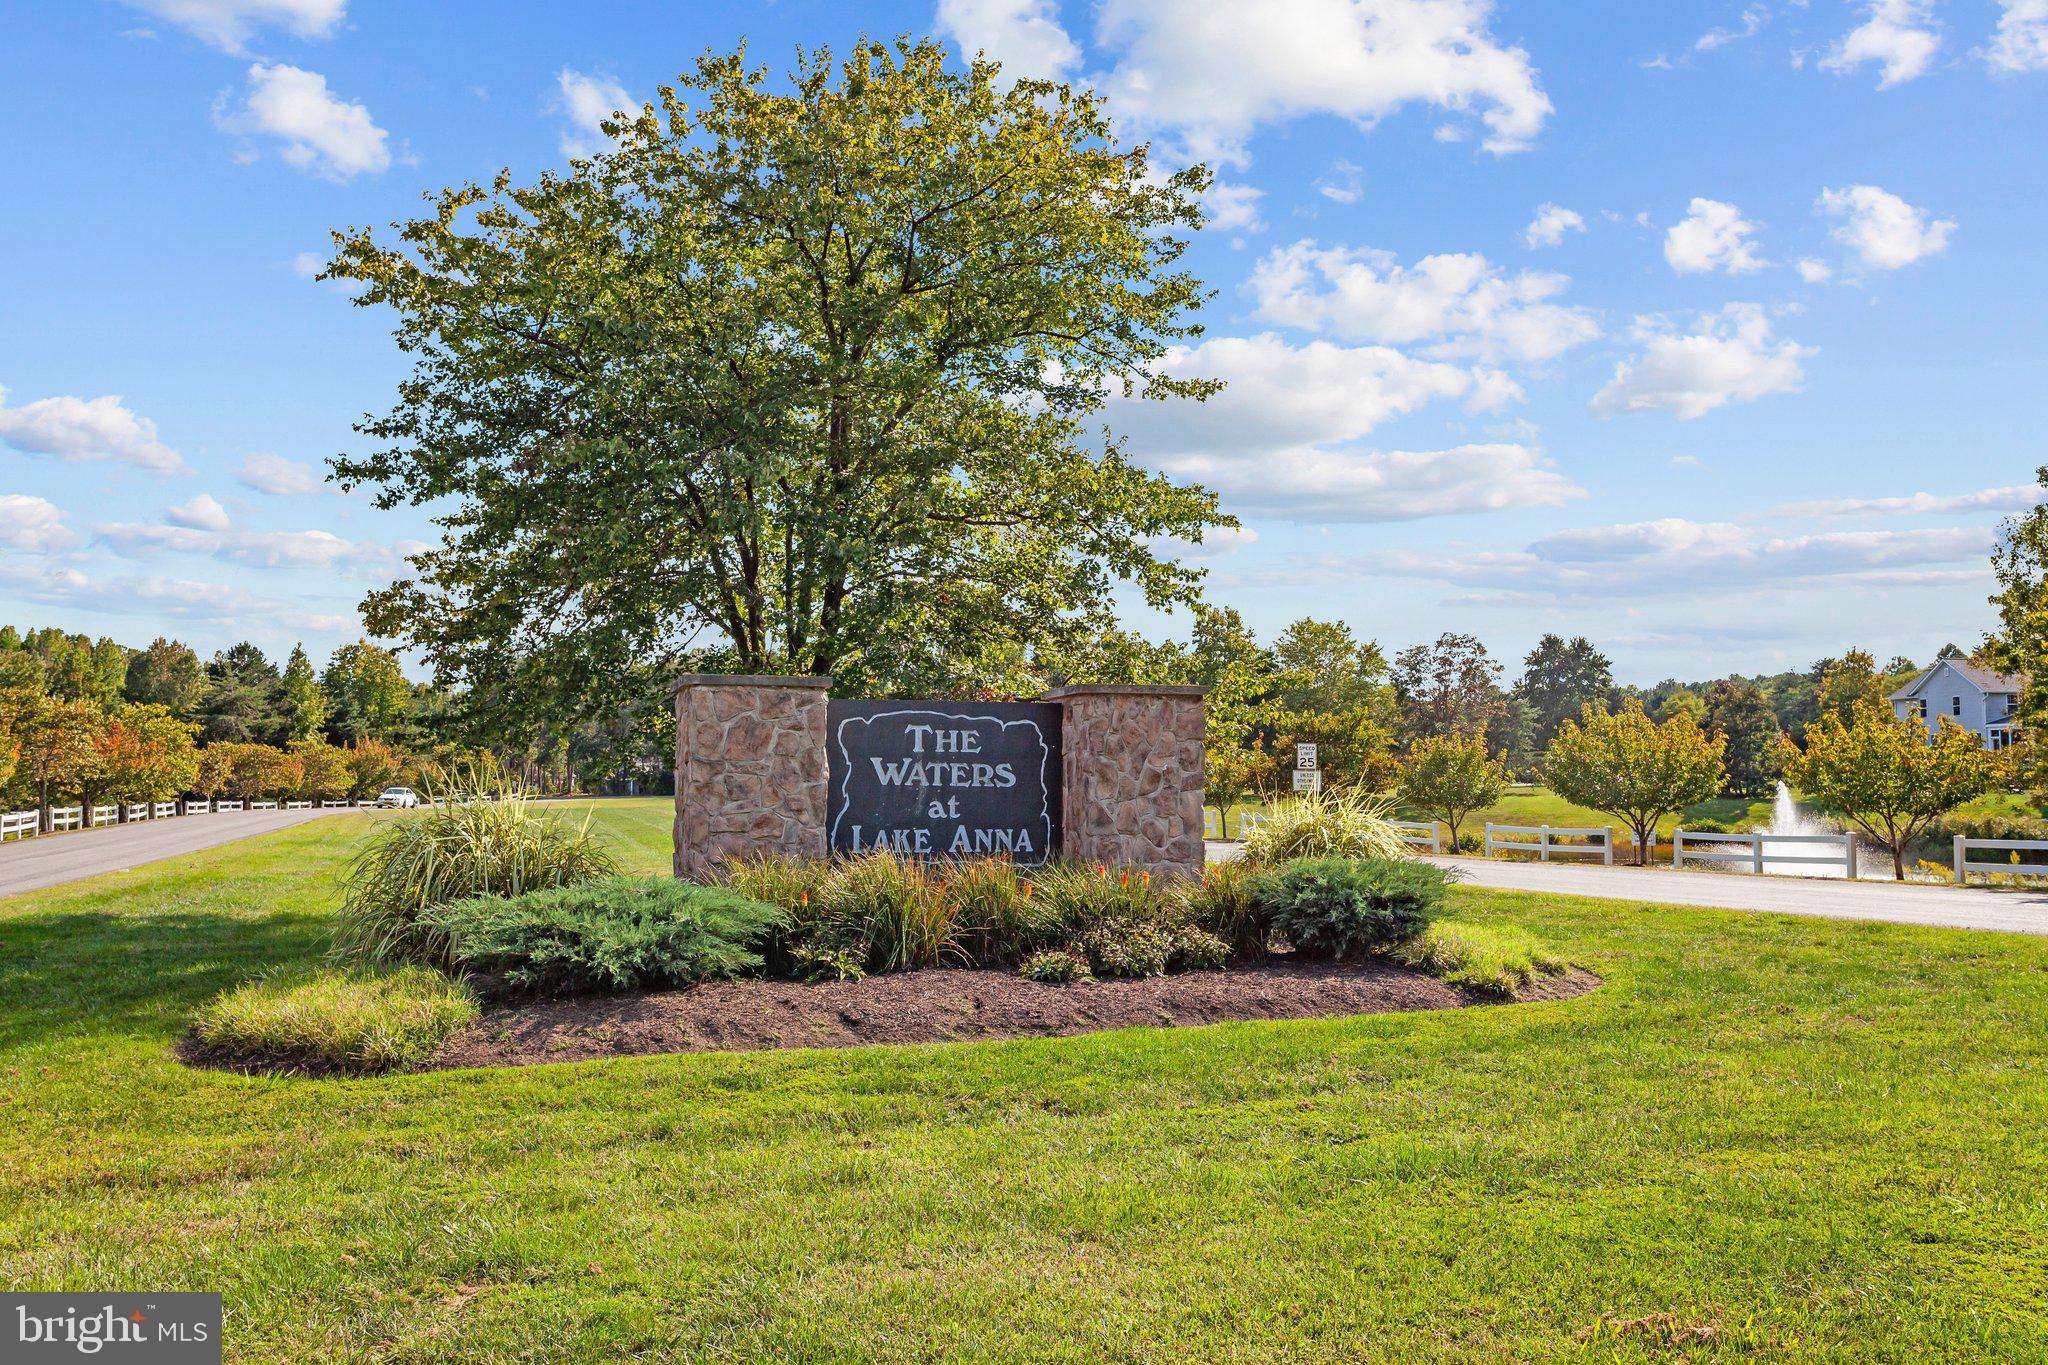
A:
[{"xmin": 375, "ymin": 786, "xmax": 422, "ymax": 808}]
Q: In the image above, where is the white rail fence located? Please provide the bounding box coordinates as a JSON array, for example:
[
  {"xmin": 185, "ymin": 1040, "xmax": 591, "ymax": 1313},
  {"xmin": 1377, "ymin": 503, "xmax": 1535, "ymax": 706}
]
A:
[
  {"xmin": 1953, "ymin": 837, "xmax": 2048, "ymax": 885},
  {"xmin": 1674, "ymin": 829, "xmax": 1857, "ymax": 878},
  {"xmin": 1, "ymin": 797, "xmax": 380, "ymax": 844},
  {"xmin": 1484, "ymin": 823, "xmax": 1615, "ymax": 864},
  {"xmin": 1391, "ymin": 819, "xmax": 1442, "ymax": 855}
]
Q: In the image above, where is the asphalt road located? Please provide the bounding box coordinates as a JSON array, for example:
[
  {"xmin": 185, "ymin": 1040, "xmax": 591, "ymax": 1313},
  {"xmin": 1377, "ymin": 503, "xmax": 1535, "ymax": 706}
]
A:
[
  {"xmin": 0, "ymin": 808, "xmax": 353, "ymax": 899},
  {"xmin": 1206, "ymin": 842, "xmax": 2048, "ymax": 937}
]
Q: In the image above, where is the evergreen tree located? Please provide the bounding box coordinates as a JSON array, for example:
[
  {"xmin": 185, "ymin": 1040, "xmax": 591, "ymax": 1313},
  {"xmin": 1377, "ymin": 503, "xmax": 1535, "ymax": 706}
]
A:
[
  {"xmin": 198, "ymin": 643, "xmax": 286, "ymax": 745},
  {"xmin": 280, "ymin": 645, "xmax": 330, "ymax": 744},
  {"xmin": 1515, "ymin": 634, "xmax": 1615, "ymax": 753},
  {"xmin": 321, "ymin": 642, "xmax": 412, "ymax": 743},
  {"xmin": 1702, "ymin": 679, "xmax": 1783, "ymax": 797}
]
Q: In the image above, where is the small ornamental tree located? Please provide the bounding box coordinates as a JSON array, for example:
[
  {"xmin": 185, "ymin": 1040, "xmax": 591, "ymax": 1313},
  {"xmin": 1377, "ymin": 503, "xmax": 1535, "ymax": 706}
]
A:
[
  {"xmin": 291, "ymin": 740, "xmax": 355, "ymax": 802},
  {"xmin": 1, "ymin": 689, "xmax": 103, "ymax": 832},
  {"xmin": 345, "ymin": 738, "xmax": 405, "ymax": 801},
  {"xmin": 1543, "ymin": 703, "xmax": 1726, "ymax": 865},
  {"xmin": 1703, "ymin": 679, "xmax": 1783, "ymax": 797},
  {"xmin": 1782, "ymin": 705, "xmax": 2006, "ymax": 880},
  {"xmin": 211, "ymin": 743, "xmax": 296, "ymax": 803},
  {"xmin": 93, "ymin": 705, "xmax": 202, "ymax": 811},
  {"xmin": 1398, "ymin": 730, "xmax": 1510, "ymax": 848}
]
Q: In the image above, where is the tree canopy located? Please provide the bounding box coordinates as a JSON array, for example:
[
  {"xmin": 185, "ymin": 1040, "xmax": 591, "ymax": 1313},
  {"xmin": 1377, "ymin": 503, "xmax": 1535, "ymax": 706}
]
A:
[
  {"xmin": 328, "ymin": 39, "xmax": 1229, "ymax": 729},
  {"xmin": 1783, "ymin": 705, "xmax": 2004, "ymax": 879}
]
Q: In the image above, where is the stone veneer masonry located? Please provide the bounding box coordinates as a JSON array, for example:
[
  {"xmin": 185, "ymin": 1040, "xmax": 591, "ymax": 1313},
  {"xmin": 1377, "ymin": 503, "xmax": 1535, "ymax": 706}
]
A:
[
  {"xmin": 1043, "ymin": 684, "xmax": 1207, "ymax": 878},
  {"xmin": 672, "ymin": 675, "xmax": 830, "ymax": 880},
  {"xmin": 672, "ymin": 676, "xmax": 1205, "ymax": 879}
]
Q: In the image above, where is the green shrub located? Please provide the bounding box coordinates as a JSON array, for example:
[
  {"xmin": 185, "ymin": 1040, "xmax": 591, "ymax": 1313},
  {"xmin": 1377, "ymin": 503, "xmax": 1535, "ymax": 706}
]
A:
[
  {"xmin": 1241, "ymin": 790, "xmax": 1415, "ymax": 867},
  {"xmin": 1394, "ymin": 920, "xmax": 1568, "ymax": 995},
  {"xmin": 1080, "ymin": 917, "xmax": 1176, "ymax": 978},
  {"xmin": 1253, "ymin": 857, "xmax": 1450, "ymax": 958},
  {"xmin": 422, "ymin": 877, "xmax": 785, "ymax": 994},
  {"xmin": 1168, "ymin": 924, "xmax": 1232, "ymax": 971},
  {"xmin": 1683, "ymin": 819, "xmax": 1730, "ymax": 835},
  {"xmin": 190, "ymin": 966, "xmax": 477, "ymax": 1072},
  {"xmin": 1172, "ymin": 859, "xmax": 1268, "ymax": 956},
  {"xmin": 334, "ymin": 790, "xmax": 617, "ymax": 966},
  {"xmin": 1019, "ymin": 948, "xmax": 1091, "ymax": 984},
  {"xmin": 1452, "ymin": 831, "xmax": 1484, "ymax": 854}
]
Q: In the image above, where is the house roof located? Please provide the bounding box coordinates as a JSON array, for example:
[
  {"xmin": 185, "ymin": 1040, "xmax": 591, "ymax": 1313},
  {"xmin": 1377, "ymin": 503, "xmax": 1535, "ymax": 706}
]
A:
[{"xmin": 1890, "ymin": 659, "xmax": 2029, "ymax": 701}]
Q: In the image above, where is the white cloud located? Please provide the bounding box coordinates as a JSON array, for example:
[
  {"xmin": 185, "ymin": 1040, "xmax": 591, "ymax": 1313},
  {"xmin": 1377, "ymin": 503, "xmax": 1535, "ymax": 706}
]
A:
[
  {"xmin": 1316, "ymin": 160, "xmax": 1366, "ymax": 204},
  {"xmin": 1113, "ymin": 334, "xmax": 1486, "ymax": 458},
  {"xmin": 1162, "ymin": 524, "xmax": 1262, "ymax": 560},
  {"xmin": 1663, "ymin": 197, "xmax": 1766, "ymax": 274},
  {"xmin": 290, "ymin": 251, "xmax": 324, "ymax": 279},
  {"xmin": 1101, "ymin": 333, "xmax": 1577, "ymax": 522},
  {"xmin": 216, "ymin": 63, "xmax": 390, "ymax": 179},
  {"xmin": 1796, "ymin": 257, "xmax": 1835, "ymax": 283},
  {"xmin": 165, "ymin": 493, "xmax": 232, "ymax": 531},
  {"xmin": 1988, "ymin": 0, "xmax": 2048, "ymax": 72},
  {"xmin": 1821, "ymin": 0, "xmax": 1941, "ymax": 86},
  {"xmin": 1670, "ymin": 454, "xmax": 1702, "ymax": 468},
  {"xmin": 935, "ymin": 0, "xmax": 1082, "ymax": 80},
  {"xmin": 551, "ymin": 69, "xmax": 635, "ymax": 160},
  {"xmin": 1523, "ymin": 203, "xmax": 1585, "ymax": 248},
  {"xmin": 118, "ymin": 0, "xmax": 345, "ymax": 54},
  {"xmin": 1160, "ymin": 442, "xmax": 1584, "ymax": 522},
  {"xmin": 96, "ymin": 521, "xmax": 410, "ymax": 570},
  {"xmin": 238, "ymin": 451, "xmax": 322, "ymax": 495},
  {"xmin": 1248, "ymin": 241, "xmax": 1599, "ymax": 364},
  {"xmin": 1767, "ymin": 484, "xmax": 2048, "ymax": 519},
  {"xmin": 1696, "ymin": 4, "xmax": 1770, "ymax": 52},
  {"xmin": 1332, "ymin": 518, "xmax": 1991, "ymax": 597},
  {"xmin": 1817, "ymin": 184, "xmax": 1955, "ymax": 269},
  {"xmin": 0, "ymin": 495, "xmax": 75, "ymax": 553},
  {"xmin": 19, "ymin": 565, "xmax": 273, "ymax": 621},
  {"xmin": 986, "ymin": 0, "xmax": 1553, "ymax": 164},
  {"xmin": 0, "ymin": 385, "xmax": 188, "ymax": 475},
  {"xmin": 1591, "ymin": 304, "xmax": 1814, "ymax": 420},
  {"xmin": 1202, "ymin": 180, "xmax": 1266, "ymax": 232}
]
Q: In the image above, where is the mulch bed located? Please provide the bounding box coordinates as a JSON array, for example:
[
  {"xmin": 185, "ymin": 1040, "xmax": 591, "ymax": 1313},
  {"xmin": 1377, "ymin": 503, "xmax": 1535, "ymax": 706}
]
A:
[{"xmin": 428, "ymin": 959, "xmax": 1601, "ymax": 1071}]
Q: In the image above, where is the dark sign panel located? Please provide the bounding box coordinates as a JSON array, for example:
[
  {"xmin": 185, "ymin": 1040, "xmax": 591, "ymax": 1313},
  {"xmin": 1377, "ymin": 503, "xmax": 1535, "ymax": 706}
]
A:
[{"xmin": 827, "ymin": 701, "xmax": 1062, "ymax": 864}]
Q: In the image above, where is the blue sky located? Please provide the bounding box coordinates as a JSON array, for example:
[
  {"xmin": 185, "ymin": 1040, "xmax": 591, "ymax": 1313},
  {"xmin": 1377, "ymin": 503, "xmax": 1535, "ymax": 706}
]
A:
[{"xmin": 2, "ymin": 0, "xmax": 2044, "ymax": 684}]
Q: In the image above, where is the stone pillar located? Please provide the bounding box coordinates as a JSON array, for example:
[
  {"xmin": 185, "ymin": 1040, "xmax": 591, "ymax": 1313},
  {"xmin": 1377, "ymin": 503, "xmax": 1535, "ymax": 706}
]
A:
[
  {"xmin": 1043, "ymin": 684, "xmax": 1206, "ymax": 879},
  {"xmin": 673, "ymin": 675, "xmax": 830, "ymax": 880}
]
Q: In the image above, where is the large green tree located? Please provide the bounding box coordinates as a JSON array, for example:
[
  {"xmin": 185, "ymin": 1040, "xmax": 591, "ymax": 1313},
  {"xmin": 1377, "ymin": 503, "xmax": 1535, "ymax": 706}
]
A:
[
  {"xmin": 1702, "ymin": 678, "xmax": 1783, "ymax": 797},
  {"xmin": 280, "ymin": 644, "xmax": 331, "ymax": 745},
  {"xmin": 1391, "ymin": 633, "xmax": 1504, "ymax": 744},
  {"xmin": 1984, "ymin": 465, "xmax": 2048, "ymax": 790},
  {"xmin": 1515, "ymin": 634, "xmax": 1614, "ymax": 754},
  {"xmin": 328, "ymin": 40, "xmax": 1225, "ymax": 728},
  {"xmin": 124, "ymin": 638, "xmax": 206, "ymax": 718}
]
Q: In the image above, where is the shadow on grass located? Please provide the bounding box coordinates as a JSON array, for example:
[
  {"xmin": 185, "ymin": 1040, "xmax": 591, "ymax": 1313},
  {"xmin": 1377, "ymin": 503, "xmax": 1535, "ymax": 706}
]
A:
[{"xmin": 0, "ymin": 908, "xmax": 332, "ymax": 1051}]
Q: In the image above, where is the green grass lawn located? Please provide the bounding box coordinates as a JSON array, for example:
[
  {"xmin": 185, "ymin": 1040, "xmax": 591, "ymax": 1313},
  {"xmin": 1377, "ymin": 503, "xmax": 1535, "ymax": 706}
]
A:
[{"xmin": 5, "ymin": 799, "xmax": 2048, "ymax": 1360}]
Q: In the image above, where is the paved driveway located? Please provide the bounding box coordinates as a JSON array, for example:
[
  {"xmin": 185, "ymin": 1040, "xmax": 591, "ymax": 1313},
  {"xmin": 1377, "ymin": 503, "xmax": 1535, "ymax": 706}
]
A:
[
  {"xmin": 0, "ymin": 808, "xmax": 353, "ymax": 899},
  {"xmin": 1206, "ymin": 842, "xmax": 2048, "ymax": 937}
]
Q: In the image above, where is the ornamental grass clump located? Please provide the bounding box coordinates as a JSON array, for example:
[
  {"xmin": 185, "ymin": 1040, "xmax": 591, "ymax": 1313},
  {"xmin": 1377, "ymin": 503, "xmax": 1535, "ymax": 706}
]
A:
[
  {"xmin": 190, "ymin": 966, "xmax": 477, "ymax": 1073},
  {"xmin": 1172, "ymin": 858, "xmax": 1269, "ymax": 957},
  {"xmin": 1240, "ymin": 789, "xmax": 1415, "ymax": 867},
  {"xmin": 943, "ymin": 856, "xmax": 1067, "ymax": 965},
  {"xmin": 1252, "ymin": 856, "xmax": 1451, "ymax": 959},
  {"xmin": 1027, "ymin": 861, "xmax": 1161, "ymax": 939},
  {"xmin": 825, "ymin": 850, "xmax": 953, "ymax": 974},
  {"xmin": 334, "ymin": 776, "xmax": 618, "ymax": 967},
  {"xmin": 422, "ymin": 877, "xmax": 785, "ymax": 994}
]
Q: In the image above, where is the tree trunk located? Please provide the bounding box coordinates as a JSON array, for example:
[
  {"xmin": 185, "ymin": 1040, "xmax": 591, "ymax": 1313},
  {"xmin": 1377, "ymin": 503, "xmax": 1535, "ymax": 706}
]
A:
[{"xmin": 1892, "ymin": 845, "xmax": 1906, "ymax": 880}]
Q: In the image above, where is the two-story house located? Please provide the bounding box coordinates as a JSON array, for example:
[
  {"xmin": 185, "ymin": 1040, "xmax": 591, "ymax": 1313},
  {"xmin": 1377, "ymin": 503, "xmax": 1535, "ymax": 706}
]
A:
[{"xmin": 1889, "ymin": 659, "xmax": 2025, "ymax": 750}]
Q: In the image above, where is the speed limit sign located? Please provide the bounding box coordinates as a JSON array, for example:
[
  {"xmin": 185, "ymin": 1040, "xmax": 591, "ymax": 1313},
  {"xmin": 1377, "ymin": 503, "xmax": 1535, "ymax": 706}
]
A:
[{"xmin": 1296, "ymin": 743, "xmax": 1318, "ymax": 770}]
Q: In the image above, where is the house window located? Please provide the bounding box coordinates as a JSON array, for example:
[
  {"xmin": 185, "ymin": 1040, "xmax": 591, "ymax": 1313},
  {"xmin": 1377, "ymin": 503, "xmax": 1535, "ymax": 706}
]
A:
[
  {"xmin": 1951, "ymin": 696, "xmax": 1962, "ymax": 716},
  {"xmin": 1908, "ymin": 700, "xmax": 1926, "ymax": 720}
]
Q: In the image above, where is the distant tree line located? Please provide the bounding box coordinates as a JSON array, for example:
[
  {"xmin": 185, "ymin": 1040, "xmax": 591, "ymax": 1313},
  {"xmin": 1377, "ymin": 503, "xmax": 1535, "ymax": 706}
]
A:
[{"xmin": 0, "ymin": 626, "xmax": 673, "ymax": 826}]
